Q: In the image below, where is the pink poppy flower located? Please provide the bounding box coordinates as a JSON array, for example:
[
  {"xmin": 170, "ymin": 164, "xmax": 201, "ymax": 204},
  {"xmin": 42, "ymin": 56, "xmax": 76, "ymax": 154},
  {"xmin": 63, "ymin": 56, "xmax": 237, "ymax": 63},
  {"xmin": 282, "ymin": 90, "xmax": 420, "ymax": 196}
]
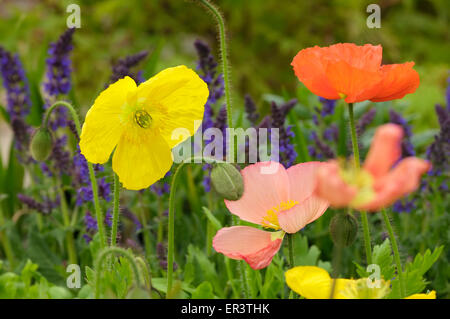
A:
[
  {"xmin": 212, "ymin": 161, "xmax": 329, "ymax": 269},
  {"xmin": 315, "ymin": 124, "xmax": 431, "ymax": 211}
]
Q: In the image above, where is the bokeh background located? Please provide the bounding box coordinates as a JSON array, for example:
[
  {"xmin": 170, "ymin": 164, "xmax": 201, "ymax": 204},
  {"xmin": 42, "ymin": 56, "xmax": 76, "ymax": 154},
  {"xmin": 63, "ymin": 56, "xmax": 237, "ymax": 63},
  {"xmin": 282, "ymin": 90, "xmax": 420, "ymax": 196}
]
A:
[{"xmin": 0, "ymin": 0, "xmax": 449, "ymax": 129}]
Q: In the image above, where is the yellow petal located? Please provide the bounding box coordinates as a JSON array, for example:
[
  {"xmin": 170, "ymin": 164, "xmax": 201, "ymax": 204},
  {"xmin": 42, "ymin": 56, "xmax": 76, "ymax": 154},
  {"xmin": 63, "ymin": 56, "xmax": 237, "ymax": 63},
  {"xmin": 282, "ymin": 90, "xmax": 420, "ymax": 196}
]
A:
[
  {"xmin": 112, "ymin": 126, "xmax": 173, "ymax": 190},
  {"xmin": 80, "ymin": 76, "xmax": 137, "ymax": 163},
  {"xmin": 405, "ymin": 291, "xmax": 436, "ymax": 299},
  {"xmin": 285, "ymin": 266, "xmax": 351, "ymax": 299},
  {"xmin": 137, "ymin": 65, "xmax": 209, "ymax": 148}
]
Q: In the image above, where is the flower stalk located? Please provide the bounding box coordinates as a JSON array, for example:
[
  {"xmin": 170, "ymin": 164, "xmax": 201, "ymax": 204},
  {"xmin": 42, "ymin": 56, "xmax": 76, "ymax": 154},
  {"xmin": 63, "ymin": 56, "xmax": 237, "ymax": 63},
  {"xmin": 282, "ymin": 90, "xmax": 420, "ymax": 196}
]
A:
[
  {"xmin": 347, "ymin": 103, "xmax": 373, "ymax": 265},
  {"xmin": 381, "ymin": 208, "xmax": 406, "ymax": 298}
]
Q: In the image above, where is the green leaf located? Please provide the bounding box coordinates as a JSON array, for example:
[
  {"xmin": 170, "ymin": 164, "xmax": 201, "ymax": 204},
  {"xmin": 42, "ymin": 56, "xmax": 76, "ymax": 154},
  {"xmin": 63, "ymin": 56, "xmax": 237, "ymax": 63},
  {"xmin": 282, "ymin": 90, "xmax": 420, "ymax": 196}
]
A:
[
  {"xmin": 406, "ymin": 246, "xmax": 444, "ymax": 277},
  {"xmin": 191, "ymin": 281, "xmax": 215, "ymax": 299},
  {"xmin": 202, "ymin": 206, "xmax": 222, "ymax": 230}
]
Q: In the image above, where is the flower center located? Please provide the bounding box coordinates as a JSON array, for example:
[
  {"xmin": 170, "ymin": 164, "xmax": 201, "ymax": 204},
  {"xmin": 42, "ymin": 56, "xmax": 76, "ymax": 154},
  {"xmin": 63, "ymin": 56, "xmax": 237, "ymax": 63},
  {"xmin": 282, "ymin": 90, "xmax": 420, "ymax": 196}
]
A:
[
  {"xmin": 134, "ymin": 110, "xmax": 152, "ymax": 128},
  {"xmin": 262, "ymin": 200, "xmax": 299, "ymax": 230},
  {"xmin": 338, "ymin": 158, "xmax": 375, "ymax": 207}
]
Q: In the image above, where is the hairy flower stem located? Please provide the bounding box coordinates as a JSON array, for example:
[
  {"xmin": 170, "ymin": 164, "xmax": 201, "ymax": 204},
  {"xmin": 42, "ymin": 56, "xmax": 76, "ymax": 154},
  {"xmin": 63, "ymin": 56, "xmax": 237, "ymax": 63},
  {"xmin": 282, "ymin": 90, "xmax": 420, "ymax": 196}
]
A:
[
  {"xmin": 381, "ymin": 208, "xmax": 406, "ymax": 298},
  {"xmin": 44, "ymin": 101, "xmax": 107, "ymax": 249},
  {"xmin": 348, "ymin": 103, "xmax": 373, "ymax": 265},
  {"xmin": 0, "ymin": 205, "xmax": 15, "ymax": 269},
  {"xmin": 110, "ymin": 173, "xmax": 120, "ymax": 246},
  {"xmin": 94, "ymin": 246, "xmax": 141, "ymax": 299},
  {"xmin": 197, "ymin": 0, "xmax": 233, "ymax": 130}
]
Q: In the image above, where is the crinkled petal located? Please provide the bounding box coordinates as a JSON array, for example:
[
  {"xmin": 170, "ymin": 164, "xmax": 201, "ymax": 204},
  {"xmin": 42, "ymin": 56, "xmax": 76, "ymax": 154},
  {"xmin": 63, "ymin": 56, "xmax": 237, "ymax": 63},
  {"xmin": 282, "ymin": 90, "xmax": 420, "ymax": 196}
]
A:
[
  {"xmin": 315, "ymin": 161, "xmax": 357, "ymax": 208},
  {"xmin": 136, "ymin": 65, "xmax": 208, "ymax": 148},
  {"xmin": 360, "ymin": 157, "xmax": 431, "ymax": 211},
  {"xmin": 79, "ymin": 76, "xmax": 137, "ymax": 163},
  {"xmin": 285, "ymin": 266, "xmax": 351, "ymax": 299},
  {"xmin": 370, "ymin": 62, "xmax": 420, "ymax": 102},
  {"xmin": 278, "ymin": 195, "xmax": 329, "ymax": 234},
  {"xmin": 112, "ymin": 128, "xmax": 173, "ymax": 190},
  {"xmin": 212, "ymin": 226, "xmax": 283, "ymax": 270},
  {"xmin": 326, "ymin": 60, "xmax": 382, "ymax": 103},
  {"xmin": 291, "ymin": 46, "xmax": 340, "ymax": 100},
  {"xmin": 364, "ymin": 124, "xmax": 403, "ymax": 179},
  {"xmin": 225, "ymin": 162, "xmax": 290, "ymax": 225}
]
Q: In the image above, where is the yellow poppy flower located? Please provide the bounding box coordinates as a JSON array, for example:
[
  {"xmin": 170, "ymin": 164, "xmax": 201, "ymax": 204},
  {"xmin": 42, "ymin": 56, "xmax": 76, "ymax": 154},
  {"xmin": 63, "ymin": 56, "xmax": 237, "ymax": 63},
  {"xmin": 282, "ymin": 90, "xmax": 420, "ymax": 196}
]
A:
[
  {"xmin": 79, "ymin": 65, "xmax": 209, "ymax": 190},
  {"xmin": 285, "ymin": 266, "xmax": 437, "ymax": 299}
]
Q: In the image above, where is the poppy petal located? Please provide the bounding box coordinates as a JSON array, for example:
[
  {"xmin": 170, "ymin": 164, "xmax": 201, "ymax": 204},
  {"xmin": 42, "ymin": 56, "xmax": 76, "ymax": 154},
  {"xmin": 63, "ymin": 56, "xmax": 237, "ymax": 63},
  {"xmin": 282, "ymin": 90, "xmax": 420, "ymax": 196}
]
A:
[
  {"xmin": 79, "ymin": 76, "xmax": 137, "ymax": 164},
  {"xmin": 360, "ymin": 157, "xmax": 431, "ymax": 211},
  {"xmin": 278, "ymin": 195, "xmax": 328, "ymax": 234},
  {"xmin": 285, "ymin": 266, "xmax": 351, "ymax": 299},
  {"xmin": 364, "ymin": 124, "xmax": 403, "ymax": 179},
  {"xmin": 112, "ymin": 128, "xmax": 173, "ymax": 190},
  {"xmin": 212, "ymin": 226, "xmax": 284, "ymax": 270},
  {"xmin": 370, "ymin": 62, "xmax": 420, "ymax": 102},
  {"xmin": 225, "ymin": 161, "xmax": 290, "ymax": 225},
  {"xmin": 136, "ymin": 65, "xmax": 209, "ymax": 148}
]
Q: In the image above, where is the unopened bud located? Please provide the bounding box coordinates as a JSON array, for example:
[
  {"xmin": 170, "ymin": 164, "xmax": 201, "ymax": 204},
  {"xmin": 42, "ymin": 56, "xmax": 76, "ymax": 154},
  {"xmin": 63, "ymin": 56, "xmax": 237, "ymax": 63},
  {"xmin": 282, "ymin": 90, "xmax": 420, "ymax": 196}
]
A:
[
  {"xmin": 30, "ymin": 127, "xmax": 53, "ymax": 161},
  {"xmin": 329, "ymin": 213, "xmax": 358, "ymax": 247},
  {"xmin": 210, "ymin": 163, "xmax": 244, "ymax": 201}
]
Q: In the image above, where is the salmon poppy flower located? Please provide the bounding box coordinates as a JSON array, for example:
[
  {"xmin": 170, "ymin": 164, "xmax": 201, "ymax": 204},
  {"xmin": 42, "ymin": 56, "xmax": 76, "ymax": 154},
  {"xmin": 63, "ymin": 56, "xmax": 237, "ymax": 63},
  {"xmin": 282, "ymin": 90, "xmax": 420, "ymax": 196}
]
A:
[
  {"xmin": 212, "ymin": 161, "xmax": 329, "ymax": 269},
  {"xmin": 315, "ymin": 124, "xmax": 431, "ymax": 211},
  {"xmin": 291, "ymin": 43, "xmax": 420, "ymax": 103},
  {"xmin": 285, "ymin": 266, "xmax": 436, "ymax": 299},
  {"xmin": 79, "ymin": 66, "xmax": 209, "ymax": 190}
]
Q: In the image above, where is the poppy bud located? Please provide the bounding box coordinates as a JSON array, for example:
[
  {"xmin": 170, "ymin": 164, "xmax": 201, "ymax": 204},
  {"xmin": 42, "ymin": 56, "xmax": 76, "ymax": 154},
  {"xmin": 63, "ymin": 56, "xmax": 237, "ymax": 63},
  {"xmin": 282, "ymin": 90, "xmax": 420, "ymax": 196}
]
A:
[
  {"xmin": 329, "ymin": 213, "xmax": 358, "ymax": 247},
  {"xmin": 210, "ymin": 163, "xmax": 244, "ymax": 201},
  {"xmin": 30, "ymin": 127, "xmax": 53, "ymax": 161}
]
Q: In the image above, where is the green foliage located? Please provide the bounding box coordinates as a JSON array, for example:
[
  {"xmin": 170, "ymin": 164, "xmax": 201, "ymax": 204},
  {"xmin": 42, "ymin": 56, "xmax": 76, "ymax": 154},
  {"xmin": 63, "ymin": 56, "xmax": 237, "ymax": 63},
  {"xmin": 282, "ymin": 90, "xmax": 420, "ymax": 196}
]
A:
[{"xmin": 0, "ymin": 260, "xmax": 72, "ymax": 299}]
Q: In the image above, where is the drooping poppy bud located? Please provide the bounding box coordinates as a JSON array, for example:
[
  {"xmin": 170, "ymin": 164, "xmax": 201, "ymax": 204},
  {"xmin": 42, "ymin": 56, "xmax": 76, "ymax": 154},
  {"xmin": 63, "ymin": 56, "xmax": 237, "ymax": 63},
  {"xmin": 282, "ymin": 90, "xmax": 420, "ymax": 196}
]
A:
[
  {"xmin": 210, "ymin": 162, "xmax": 244, "ymax": 201},
  {"xmin": 30, "ymin": 127, "xmax": 53, "ymax": 161},
  {"xmin": 329, "ymin": 213, "xmax": 358, "ymax": 247}
]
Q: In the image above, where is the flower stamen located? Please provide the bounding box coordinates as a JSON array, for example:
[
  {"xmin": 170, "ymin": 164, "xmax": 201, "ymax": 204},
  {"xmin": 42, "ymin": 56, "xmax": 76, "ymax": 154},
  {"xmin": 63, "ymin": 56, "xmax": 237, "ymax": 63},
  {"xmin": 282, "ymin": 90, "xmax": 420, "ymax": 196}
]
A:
[{"xmin": 262, "ymin": 200, "xmax": 299, "ymax": 230}]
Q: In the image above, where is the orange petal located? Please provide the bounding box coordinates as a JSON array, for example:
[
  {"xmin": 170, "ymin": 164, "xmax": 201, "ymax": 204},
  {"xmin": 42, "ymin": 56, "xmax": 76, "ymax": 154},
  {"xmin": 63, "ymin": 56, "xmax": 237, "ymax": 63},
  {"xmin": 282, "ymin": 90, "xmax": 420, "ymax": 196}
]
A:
[
  {"xmin": 212, "ymin": 226, "xmax": 283, "ymax": 270},
  {"xmin": 326, "ymin": 60, "xmax": 382, "ymax": 103},
  {"xmin": 363, "ymin": 124, "xmax": 403, "ymax": 179},
  {"xmin": 360, "ymin": 157, "xmax": 431, "ymax": 211},
  {"xmin": 314, "ymin": 161, "xmax": 357, "ymax": 208},
  {"xmin": 291, "ymin": 46, "xmax": 340, "ymax": 100},
  {"xmin": 370, "ymin": 62, "xmax": 420, "ymax": 102}
]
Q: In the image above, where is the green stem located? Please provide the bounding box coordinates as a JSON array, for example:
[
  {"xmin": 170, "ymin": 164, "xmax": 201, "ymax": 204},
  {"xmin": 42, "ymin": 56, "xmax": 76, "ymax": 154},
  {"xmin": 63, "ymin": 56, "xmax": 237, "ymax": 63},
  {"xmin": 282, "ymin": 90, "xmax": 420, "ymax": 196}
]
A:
[
  {"xmin": 56, "ymin": 182, "xmax": 77, "ymax": 265},
  {"xmin": 287, "ymin": 234, "xmax": 295, "ymax": 268},
  {"xmin": 110, "ymin": 173, "xmax": 120, "ymax": 246},
  {"xmin": 197, "ymin": 0, "xmax": 233, "ymax": 129},
  {"xmin": 287, "ymin": 233, "xmax": 295, "ymax": 299},
  {"xmin": 44, "ymin": 101, "xmax": 107, "ymax": 249},
  {"xmin": 94, "ymin": 247, "xmax": 141, "ymax": 299},
  {"xmin": 0, "ymin": 206, "xmax": 15, "ymax": 269},
  {"xmin": 347, "ymin": 103, "xmax": 372, "ymax": 265},
  {"xmin": 381, "ymin": 208, "xmax": 406, "ymax": 298}
]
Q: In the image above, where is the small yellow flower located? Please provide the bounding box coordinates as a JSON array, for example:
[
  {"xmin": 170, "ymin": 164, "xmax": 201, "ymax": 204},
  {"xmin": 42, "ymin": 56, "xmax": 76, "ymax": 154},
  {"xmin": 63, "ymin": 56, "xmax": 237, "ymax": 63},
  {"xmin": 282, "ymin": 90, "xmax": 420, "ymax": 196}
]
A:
[
  {"xmin": 285, "ymin": 266, "xmax": 437, "ymax": 299},
  {"xmin": 79, "ymin": 65, "xmax": 209, "ymax": 190}
]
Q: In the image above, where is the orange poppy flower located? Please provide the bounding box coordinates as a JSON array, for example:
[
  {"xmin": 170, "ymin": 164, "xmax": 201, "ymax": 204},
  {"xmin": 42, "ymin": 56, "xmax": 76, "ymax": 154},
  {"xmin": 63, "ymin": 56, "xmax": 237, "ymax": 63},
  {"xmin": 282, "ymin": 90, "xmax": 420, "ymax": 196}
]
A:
[
  {"xmin": 314, "ymin": 124, "xmax": 431, "ymax": 211},
  {"xmin": 291, "ymin": 43, "xmax": 420, "ymax": 103}
]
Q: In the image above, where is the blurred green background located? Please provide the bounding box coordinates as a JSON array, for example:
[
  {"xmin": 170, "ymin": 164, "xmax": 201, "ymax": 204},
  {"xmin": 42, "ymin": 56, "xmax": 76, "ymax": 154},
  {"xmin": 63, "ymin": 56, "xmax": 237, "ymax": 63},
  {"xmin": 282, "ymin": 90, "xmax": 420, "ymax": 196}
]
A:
[{"xmin": 0, "ymin": 0, "xmax": 449, "ymax": 129}]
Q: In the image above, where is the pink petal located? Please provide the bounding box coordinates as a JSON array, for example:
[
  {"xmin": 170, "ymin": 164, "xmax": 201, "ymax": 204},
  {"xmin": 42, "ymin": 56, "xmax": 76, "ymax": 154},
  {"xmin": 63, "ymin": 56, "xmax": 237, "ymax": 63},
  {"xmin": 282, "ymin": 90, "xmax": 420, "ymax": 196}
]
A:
[
  {"xmin": 278, "ymin": 195, "xmax": 329, "ymax": 233},
  {"xmin": 225, "ymin": 161, "xmax": 290, "ymax": 225},
  {"xmin": 212, "ymin": 226, "xmax": 283, "ymax": 270},
  {"xmin": 363, "ymin": 124, "xmax": 403, "ymax": 178},
  {"xmin": 315, "ymin": 161, "xmax": 357, "ymax": 207},
  {"xmin": 360, "ymin": 157, "xmax": 431, "ymax": 211},
  {"xmin": 287, "ymin": 162, "xmax": 324, "ymax": 202}
]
